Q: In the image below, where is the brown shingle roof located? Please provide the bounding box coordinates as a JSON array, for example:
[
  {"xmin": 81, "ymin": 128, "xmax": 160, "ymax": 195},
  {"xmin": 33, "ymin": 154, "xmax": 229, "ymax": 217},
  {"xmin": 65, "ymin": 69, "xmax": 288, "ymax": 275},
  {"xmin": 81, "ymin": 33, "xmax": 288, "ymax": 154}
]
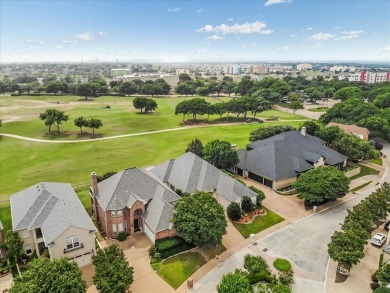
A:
[{"xmin": 326, "ymin": 123, "xmax": 370, "ymax": 136}]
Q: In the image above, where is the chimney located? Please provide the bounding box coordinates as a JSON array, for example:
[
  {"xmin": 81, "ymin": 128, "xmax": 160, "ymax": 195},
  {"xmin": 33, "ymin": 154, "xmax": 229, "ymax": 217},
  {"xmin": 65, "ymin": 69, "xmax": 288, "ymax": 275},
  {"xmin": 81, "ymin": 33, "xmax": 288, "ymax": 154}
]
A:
[
  {"xmin": 91, "ymin": 172, "xmax": 98, "ymax": 195},
  {"xmin": 301, "ymin": 127, "xmax": 306, "ymax": 136}
]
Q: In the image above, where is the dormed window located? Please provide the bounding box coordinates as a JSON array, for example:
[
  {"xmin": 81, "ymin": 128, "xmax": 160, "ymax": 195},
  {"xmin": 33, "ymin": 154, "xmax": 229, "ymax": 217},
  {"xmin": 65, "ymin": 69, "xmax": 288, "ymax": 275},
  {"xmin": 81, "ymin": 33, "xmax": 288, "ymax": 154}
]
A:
[
  {"xmin": 111, "ymin": 210, "xmax": 123, "ymax": 217},
  {"xmin": 66, "ymin": 236, "xmax": 80, "ymax": 249}
]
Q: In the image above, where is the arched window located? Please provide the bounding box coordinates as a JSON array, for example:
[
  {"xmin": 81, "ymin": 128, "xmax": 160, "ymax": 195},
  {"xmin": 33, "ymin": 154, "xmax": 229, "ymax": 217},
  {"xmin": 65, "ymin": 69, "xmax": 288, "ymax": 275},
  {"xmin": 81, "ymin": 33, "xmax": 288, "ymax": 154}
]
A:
[{"xmin": 134, "ymin": 209, "xmax": 142, "ymax": 216}]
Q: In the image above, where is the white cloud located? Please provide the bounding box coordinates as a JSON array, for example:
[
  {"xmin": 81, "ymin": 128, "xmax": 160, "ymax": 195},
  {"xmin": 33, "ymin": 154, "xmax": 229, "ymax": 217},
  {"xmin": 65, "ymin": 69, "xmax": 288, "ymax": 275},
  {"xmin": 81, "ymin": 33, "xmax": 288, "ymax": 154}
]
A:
[
  {"xmin": 167, "ymin": 8, "xmax": 181, "ymax": 12},
  {"xmin": 277, "ymin": 46, "xmax": 290, "ymax": 51},
  {"xmin": 306, "ymin": 27, "xmax": 313, "ymax": 31},
  {"xmin": 196, "ymin": 21, "xmax": 272, "ymax": 35},
  {"xmin": 56, "ymin": 45, "xmax": 63, "ymax": 49},
  {"xmin": 196, "ymin": 9, "xmax": 203, "ymax": 13},
  {"xmin": 197, "ymin": 48, "xmax": 208, "ymax": 54},
  {"xmin": 75, "ymin": 32, "xmax": 95, "ymax": 41},
  {"xmin": 208, "ymin": 35, "xmax": 224, "ymax": 40},
  {"xmin": 379, "ymin": 45, "xmax": 390, "ymax": 53},
  {"xmin": 24, "ymin": 40, "xmax": 45, "ymax": 45},
  {"xmin": 334, "ymin": 30, "xmax": 363, "ymax": 40},
  {"xmin": 310, "ymin": 32, "xmax": 335, "ymax": 41},
  {"xmin": 252, "ymin": 43, "xmax": 256, "ymax": 46},
  {"xmin": 242, "ymin": 44, "xmax": 246, "ymax": 48},
  {"xmin": 264, "ymin": 0, "xmax": 292, "ymax": 7},
  {"xmin": 227, "ymin": 18, "xmax": 234, "ymax": 22},
  {"xmin": 62, "ymin": 40, "xmax": 77, "ymax": 44},
  {"xmin": 291, "ymin": 34, "xmax": 295, "ymax": 37},
  {"xmin": 98, "ymin": 31, "xmax": 107, "ymax": 37}
]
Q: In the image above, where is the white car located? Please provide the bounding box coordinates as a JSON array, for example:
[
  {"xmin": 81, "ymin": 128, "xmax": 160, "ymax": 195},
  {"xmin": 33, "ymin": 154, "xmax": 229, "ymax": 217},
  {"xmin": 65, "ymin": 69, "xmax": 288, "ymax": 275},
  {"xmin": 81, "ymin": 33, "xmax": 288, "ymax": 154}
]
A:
[{"xmin": 371, "ymin": 233, "xmax": 387, "ymax": 247}]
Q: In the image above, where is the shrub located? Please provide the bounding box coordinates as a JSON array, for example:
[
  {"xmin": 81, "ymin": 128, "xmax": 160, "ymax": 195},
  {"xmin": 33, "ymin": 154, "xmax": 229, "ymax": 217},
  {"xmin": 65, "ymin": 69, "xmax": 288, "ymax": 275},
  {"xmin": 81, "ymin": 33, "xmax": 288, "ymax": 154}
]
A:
[
  {"xmin": 372, "ymin": 271, "xmax": 379, "ymax": 282},
  {"xmin": 241, "ymin": 196, "xmax": 255, "ymax": 212},
  {"xmin": 278, "ymin": 270, "xmax": 294, "ymax": 286},
  {"xmin": 148, "ymin": 245, "xmax": 156, "ymax": 256},
  {"xmin": 371, "ymin": 283, "xmax": 380, "ymax": 290},
  {"xmin": 117, "ymin": 231, "xmax": 129, "ymax": 241},
  {"xmin": 374, "ymin": 287, "xmax": 390, "ymax": 293},
  {"xmin": 273, "ymin": 258, "xmax": 292, "ymax": 272},
  {"xmin": 377, "ymin": 263, "xmax": 390, "ymax": 286},
  {"xmin": 250, "ymin": 186, "xmax": 266, "ymax": 207},
  {"xmin": 155, "ymin": 236, "xmax": 185, "ymax": 252},
  {"xmin": 379, "ymin": 253, "xmax": 384, "ymax": 268},
  {"xmin": 227, "ymin": 202, "xmax": 241, "ymax": 221},
  {"xmin": 175, "ymin": 189, "xmax": 183, "ymax": 196},
  {"xmin": 247, "ymin": 270, "xmax": 276, "ymax": 285}
]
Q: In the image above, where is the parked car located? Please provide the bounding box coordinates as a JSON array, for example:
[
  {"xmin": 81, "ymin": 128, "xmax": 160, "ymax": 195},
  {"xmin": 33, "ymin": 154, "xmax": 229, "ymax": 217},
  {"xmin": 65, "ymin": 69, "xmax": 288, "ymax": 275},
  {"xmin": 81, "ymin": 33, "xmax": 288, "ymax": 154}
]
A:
[
  {"xmin": 371, "ymin": 233, "xmax": 387, "ymax": 247},
  {"xmin": 385, "ymin": 221, "xmax": 390, "ymax": 231}
]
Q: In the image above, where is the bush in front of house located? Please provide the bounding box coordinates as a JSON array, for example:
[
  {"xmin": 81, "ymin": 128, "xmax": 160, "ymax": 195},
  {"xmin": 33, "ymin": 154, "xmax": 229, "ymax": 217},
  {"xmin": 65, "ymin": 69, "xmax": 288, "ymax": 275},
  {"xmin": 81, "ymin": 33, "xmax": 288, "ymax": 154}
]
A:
[
  {"xmin": 241, "ymin": 196, "xmax": 255, "ymax": 212},
  {"xmin": 117, "ymin": 231, "xmax": 130, "ymax": 241},
  {"xmin": 249, "ymin": 186, "xmax": 266, "ymax": 207},
  {"xmin": 227, "ymin": 202, "xmax": 242, "ymax": 221},
  {"xmin": 154, "ymin": 236, "xmax": 195, "ymax": 259}
]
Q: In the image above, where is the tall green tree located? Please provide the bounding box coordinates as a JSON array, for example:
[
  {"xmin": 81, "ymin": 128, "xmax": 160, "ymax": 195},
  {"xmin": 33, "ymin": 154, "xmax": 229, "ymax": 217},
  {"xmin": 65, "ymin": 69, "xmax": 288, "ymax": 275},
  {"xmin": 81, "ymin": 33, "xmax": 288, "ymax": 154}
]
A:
[
  {"xmin": 243, "ymin": 254, "xmax": 269, "ymax": 275},
  {"xmin": 133, "ymin": 97, "xmax": 148, "ymax": 113},
  {"xmin": 77, "ymin": 83, "xmax": 93, "ymax": 100},
  {"xmin": 293, "ymin": 166, "xmax": 350, "ymax": 204},
  {"xmin": 334, "ymin": 86, "xmax": 362, "ymax": 101},
  {"xmin": 88, "ymin": 118, "xmax": 103, "ymax": 135},
  {"xmin": 145, "ymin": 99, "xmax": 158, "ymax": 113},
  {"xmin": 10, "ymin": 258, "xmax": 86, "ymax": 293},
  {"xmin": 299, "ymin": 121, "xmax": 320, "ymax": 136},
  {"xmin": 217, "ymin": 270, "xmax": 253, "ymax": 293},
  {"xmin": 39, "ymin": 109, "xmax": 69, "ymax": 133},
  {"xmin": 74, "ymin": 116, "xmax": 88, "ymax": 134},
  {"xmin": 203, "ymin": 140, "xmax": 239, "ymax": 170},
  {"xmin": 185, "ymin": 138, "xmax": 204, "ymax": 157},
  {"xmin": 3, "ymin": 231, "xmax": 23, "ymax": 266},
  {"xmin": 172, "ymin": 191, "xmax": 227, "ymax": 247},
  {"xmin": 118, "ymin": 81, "xmax": 138, "ymax": 96},
  {"xmin": 93, "ymin": 245, "xmax": 134, "ymax": 293}
]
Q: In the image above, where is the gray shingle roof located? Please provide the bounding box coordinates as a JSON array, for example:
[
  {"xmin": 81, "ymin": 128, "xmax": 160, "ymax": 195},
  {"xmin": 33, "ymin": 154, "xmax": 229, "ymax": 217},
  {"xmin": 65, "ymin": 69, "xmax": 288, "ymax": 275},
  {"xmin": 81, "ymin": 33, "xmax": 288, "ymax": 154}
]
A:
[
  {"xmin": 151, "ymin": 152, "xmax": 257, "ymax": 203},
  {"xmin": 237, "ymin": 131, "xmax": 347, "ymax": 181},
  {"xmin": 96, "ymin": 168, "xmax": 181, "ymax": 233},
  {"xmin": 10, "ymin": 182, "xmax": 96, "ymax": 245}
]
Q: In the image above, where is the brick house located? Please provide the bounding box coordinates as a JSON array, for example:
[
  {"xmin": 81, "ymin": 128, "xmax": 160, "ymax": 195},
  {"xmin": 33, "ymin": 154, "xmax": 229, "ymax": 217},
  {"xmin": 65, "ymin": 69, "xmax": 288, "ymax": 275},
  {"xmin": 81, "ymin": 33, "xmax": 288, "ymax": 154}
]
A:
[{"xmin": 91, "ymin": 152, "xmax": 257, "ymax": 243}]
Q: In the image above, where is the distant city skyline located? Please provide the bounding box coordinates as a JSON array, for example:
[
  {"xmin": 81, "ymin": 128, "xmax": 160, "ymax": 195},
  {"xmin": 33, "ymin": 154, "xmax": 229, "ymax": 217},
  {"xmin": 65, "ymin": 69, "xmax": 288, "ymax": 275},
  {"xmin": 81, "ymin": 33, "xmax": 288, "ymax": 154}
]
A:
[{"xmin": 1, "ymin": 0, "xmax": 390, "ymax": 63}]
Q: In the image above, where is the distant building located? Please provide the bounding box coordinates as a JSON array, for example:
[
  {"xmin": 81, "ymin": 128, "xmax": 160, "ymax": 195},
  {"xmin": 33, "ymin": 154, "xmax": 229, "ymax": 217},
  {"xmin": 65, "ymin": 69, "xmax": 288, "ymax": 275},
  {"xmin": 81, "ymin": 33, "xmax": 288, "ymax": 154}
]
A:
[
  {"xmin": 326, "ymin": 123, "xmax": 370, "ymax": 140},
  {"xmin": 329, "ymin": 65, "xmax": 357, "ymax": 72},
  {"xmin": 348, "ymin": 71, "xmax": 390, "ymax": 83},
  {"xmin": 223, "ymin": 66, "xmax": 242, "ymax": 76},
  {"xmin": 296, "ymin": 63, "xmax": 313, "ymax": 71},
  {"xmin": 176, "ymin": 69, "xmax": 191, "ymax": 75},
  {"xmin": 111, "ymin": 68, "xmax": 131, "ymax": 77}
]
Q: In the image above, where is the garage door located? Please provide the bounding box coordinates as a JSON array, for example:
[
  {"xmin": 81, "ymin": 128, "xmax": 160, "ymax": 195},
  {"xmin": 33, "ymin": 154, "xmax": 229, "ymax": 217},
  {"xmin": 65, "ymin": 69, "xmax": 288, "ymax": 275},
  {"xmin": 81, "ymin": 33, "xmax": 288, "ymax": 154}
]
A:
[
  {"xmin": 144, "ymin": 223, "xmax": 156, "ymax": 243},
  {"xmin": 71, "ymin": 252, "xmax": 92, "ymax": 267}
]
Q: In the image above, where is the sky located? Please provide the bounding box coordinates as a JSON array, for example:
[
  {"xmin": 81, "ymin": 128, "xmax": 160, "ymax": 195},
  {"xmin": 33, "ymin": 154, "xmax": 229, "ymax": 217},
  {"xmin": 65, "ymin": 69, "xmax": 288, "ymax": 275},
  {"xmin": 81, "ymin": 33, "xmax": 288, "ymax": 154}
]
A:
[{"xmin": 1, "ymin": 0, "xmax": 390, "ymax": 63}]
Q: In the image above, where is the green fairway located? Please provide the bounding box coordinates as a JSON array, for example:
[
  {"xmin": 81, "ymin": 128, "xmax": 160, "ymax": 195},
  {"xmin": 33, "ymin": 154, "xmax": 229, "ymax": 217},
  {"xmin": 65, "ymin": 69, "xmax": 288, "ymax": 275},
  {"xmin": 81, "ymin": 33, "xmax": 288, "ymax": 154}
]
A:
[{"xmin": 0, "ymin": 95, "xmax": 306, "ymax": 140}]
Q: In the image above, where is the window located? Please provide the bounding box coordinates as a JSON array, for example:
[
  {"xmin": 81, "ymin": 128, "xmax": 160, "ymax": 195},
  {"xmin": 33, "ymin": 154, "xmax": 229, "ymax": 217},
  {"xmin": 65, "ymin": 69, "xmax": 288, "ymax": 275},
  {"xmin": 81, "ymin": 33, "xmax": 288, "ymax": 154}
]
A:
[
  {"xmin": 112, "ymin": 224, "xmax": 117, "ymax": 236},
  {"xmin": 118, "ymin": 222, "xmax": 124, "ymax": 232},
  {"xmin": 111, "ymin": 210, "xmax": 123, "ymax": 217},
  {"xmin": 66, "ymin": 236, "xmax": 80, "ymax": 249},
  {"xmin": 25, "ymin": 245, "xmax": 33, "ymax": 255},
  {"xmin": 111, "ymin": 210, "xmax": 116, "ymax": 217}
]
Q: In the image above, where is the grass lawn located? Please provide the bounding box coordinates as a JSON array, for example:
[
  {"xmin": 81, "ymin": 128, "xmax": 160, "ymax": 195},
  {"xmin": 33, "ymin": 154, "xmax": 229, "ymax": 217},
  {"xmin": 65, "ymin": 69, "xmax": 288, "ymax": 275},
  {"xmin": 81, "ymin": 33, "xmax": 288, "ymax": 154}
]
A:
[
  {"xmin": 349, "ymin": 164, "xmax": 380, "ymax": 180},
  {"xmin": 157, "ymin": 251, "xmax": 206, "ymax": 289},
  {"xmin": 307, "ymin": 107, "xmax": 329, "ymax": 112},
  {"xmin": 273, "ymin": 258, "xmax": 292, "ymax": 272},
  {"xmin": 350, "ymin": 181, "xmax": 372, "ymax": 193},
  {"xmin": 371, "ymin": 157, "xmax": 383, "ymax": 166},
  {"xmin": 232, "ymin": 207, "xmax": 284, "ymax": 238},
  {"xmin": 0, "ymin": 95, "xmax": 306, "ymax": 140}
]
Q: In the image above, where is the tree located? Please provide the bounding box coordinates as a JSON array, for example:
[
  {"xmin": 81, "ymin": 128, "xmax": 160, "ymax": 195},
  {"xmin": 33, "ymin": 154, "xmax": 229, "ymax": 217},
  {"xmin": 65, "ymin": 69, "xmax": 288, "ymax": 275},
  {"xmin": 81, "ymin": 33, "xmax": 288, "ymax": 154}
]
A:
[
  {"xmin": 46, "ymin": 81, "xmax": 66, "ymax": 95},
  {"xmin": 235, "ymin": 76, "xmax": 254, "ymax": 96},
  {"xmin": 74, "ymin": 116, "xmax": 88, "ymax": 134},
  {"xmin": 133, "ymin": 97, "xmax": 148, "ymax": 113},
  {"xmin": 3, "ymin": 231, "xmax": 23, "ymax": 266},
  {"xmin": 77, "ymin": 83, "xmax": 93, "ymax": 99},
  {"xmin": 185, "ymin": 138, "xmax": 204, "ymax": 157},
  {"xmin": 241, "ymin": 196, "xmax": 254, "ymax": 212},
  {"xmin": 39, "ymin": 109, "xmax": 69, "ymax": 133},
  {"xmin": 293, "ymin": 166, "xmax": 350, "ymax": 204},
  {"xmin": 10, "ymin": 258, "xmax": 86, "ymax": 293},
  {"xmin": 145, "ymin": 99, "xmax": 158, "ymax": 113},
  {"xmin": 243, "ymin": 254, "xmax": 269, "ymax": 275},
  {"xmin": 334, "ymin": 86, "xmax": 362, "ymax": 101},
  {"xmin": 93, "ymin": 245, "xmax": 134, "ymax": 293},
  {"xmin": 172, "ymin": 191, "xmax": 227, "ymax": 247},
  {"xmin": 377, "ymin": 264, "xmax": 390, "ymax": 286},
  {"xmin": 176, "ymin": 82, "xmax": 196, "ymax": 96},
  {"xmin": 328, "ymin": 230, "xmax": 366, "ymax": 267},
  {"xmin": 203, "ymin": 140, "xmax": 239, "ymax": 170},
  {"xmin": 217, "ymin": 270, "xmax": 253, "ymax": 293},
  {"xmin": 288, "ymin": 99, "xmax": 304, "ymax": 114},
  {"xmin": 179, "ymin": 73, "xmax": 192, "ymax": 83},
  {"xmin": 227, "ymin": 202, "xmax": 241, "ymax": 221},
  {"xmin": 118, "ymin": 81, "xmax": 138, "ymax": 96},
  {"xmin": 249, "ymin": 125, "xmax": 296, "ymax": 142},
  {"xmin": 300, "ymin": 121, "xmax": 320, "ymax": 136},
  {"xmin": 88, "ymin": 118, "xmax": 103, "ymax": 135}
]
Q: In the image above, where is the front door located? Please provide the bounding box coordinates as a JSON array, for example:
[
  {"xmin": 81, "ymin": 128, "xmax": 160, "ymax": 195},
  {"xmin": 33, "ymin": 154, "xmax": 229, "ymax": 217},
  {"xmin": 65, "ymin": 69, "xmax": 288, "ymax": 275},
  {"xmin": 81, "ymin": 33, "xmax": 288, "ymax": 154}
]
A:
[{"xmin": 134, "ymin": 218, "xmax": 140, "ymax": 232}]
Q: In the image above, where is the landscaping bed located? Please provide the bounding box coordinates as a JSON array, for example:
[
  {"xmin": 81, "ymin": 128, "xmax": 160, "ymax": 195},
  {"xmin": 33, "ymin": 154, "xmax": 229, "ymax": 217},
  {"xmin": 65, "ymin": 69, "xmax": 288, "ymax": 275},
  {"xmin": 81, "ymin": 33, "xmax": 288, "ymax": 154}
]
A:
[
  {"xmin": 233, "ymin": 207, "xmax": 284, "ymax": 238},
  {"xmin": 349, "ymin": 164, "xmax": 380, "ymax": 180},
  {"xmin": 236, "ymin": 208, "xmax": 267, "ymax": 224}
]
